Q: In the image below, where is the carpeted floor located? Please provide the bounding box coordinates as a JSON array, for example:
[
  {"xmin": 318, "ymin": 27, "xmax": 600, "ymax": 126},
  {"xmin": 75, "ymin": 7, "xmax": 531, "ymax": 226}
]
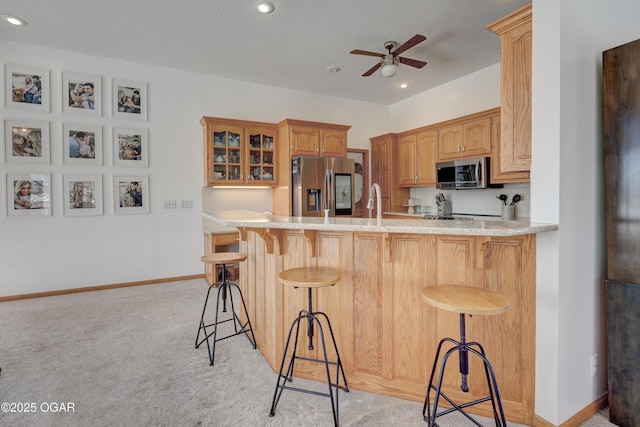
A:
[{"xmin": 0, "ymin": 279, "xmax": 614, "ymax": 426}]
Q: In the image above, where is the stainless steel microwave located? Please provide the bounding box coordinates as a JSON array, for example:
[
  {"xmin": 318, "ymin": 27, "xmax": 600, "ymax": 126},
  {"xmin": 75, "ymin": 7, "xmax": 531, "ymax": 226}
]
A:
[{"xmin": 436, "ymin": 157, "xmax": 499, "ymax": 189}]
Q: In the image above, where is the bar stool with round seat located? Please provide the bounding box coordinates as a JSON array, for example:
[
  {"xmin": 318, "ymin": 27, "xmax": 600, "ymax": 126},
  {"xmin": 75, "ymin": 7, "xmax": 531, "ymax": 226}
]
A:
[
  {"xmin": 421, "ymin": 285, "xmax": 510, "ymax": 427},
  {"xmin": 195, "ymin": 252, "xmax": 256, "ymax": 366},
  {"xmin": 269, "ymin": 266, "xmax": 349, "ymax": 427}
]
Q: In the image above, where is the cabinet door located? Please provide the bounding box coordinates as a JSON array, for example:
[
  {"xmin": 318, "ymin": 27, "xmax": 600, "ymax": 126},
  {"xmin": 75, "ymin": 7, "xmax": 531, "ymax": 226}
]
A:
[
  {"xmin": 207, "ymin": 124, "xmax": 245, "ymax": 185},
  {"xmin": 462, "ymin": 116, "xmax": 491, "ymax": 157},
  {"xmin": 398, "ymin": 133, "xmax": 417, "ymax": 186},
  {"xmin": 500, "ymin": 16, "xmax": 532, "ymax": 172},
  {"xmin": 321, "ymin": 128, "xmax": 347, "ymax": 158},
  {"xmin": 415, "ymin": 129, "xmax": 437, "ymax": 185},
  {"xmin": 490, "ymin": 114, "xmax": 529, "ymax": 183},
  {"xmin": 290, "ymin": 125, "xmax": 320, "ymax": 156},
  {"xmin": 437, "ymin": 124, "xmax": 463, "ymax": 161},
  {"xmin": 247, "ymin": 127, "xmax": 276, "ymax": 184}
]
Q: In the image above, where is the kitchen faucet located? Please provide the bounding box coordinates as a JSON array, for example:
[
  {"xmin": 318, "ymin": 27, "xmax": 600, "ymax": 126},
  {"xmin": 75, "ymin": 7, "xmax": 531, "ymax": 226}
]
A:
[{"xmin": 367, "ymin": 183, "xmax": 382, "ymax": 224}]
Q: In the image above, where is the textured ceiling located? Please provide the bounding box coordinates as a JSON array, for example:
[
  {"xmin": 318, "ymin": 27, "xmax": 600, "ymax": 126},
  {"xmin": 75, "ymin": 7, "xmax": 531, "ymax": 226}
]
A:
[{"xmin": 0, "ymin": 0, "xmax": 531, "ymax": 105}]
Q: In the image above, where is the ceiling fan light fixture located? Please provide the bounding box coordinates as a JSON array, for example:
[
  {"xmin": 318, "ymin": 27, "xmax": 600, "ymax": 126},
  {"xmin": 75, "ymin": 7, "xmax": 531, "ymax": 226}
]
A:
[
  {"xmin": 380, "ymin": 56, "xmax": 399, "ymax": 77},
  {"xmin": 254, "ymin": 1, "xmax": 275, "ymax": 14}
]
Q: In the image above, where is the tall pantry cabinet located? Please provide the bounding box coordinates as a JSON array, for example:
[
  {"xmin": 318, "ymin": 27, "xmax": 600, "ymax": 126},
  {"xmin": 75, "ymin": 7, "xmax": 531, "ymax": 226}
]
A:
[
  {"xmin": 370, "ymin": 134, "xmax": 409, "ymax": 215},
  {"xmin": 603, "ymin": 37, "xmax": 640, "ymax": 427}
]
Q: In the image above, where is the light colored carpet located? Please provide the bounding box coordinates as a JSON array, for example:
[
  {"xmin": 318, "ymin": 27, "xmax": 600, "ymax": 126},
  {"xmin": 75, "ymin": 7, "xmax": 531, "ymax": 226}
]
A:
[{"xmin": 0, "ymin": 279, "xmax": 613, "ymax": 426}]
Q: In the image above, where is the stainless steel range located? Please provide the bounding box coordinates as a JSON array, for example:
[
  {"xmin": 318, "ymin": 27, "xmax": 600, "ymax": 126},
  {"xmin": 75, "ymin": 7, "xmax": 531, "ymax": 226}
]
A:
[{"xmin": 423, "ymin": 215, "xmax": 475, "ymax": 221}]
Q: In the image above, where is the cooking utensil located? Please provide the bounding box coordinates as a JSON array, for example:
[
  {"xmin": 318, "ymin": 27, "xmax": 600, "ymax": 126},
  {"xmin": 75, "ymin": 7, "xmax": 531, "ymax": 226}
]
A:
[
  {"xmin": 510, "ymin": 194, "xmax": 521, "ymax": 206},
  {"xmin": 496, "ymin": 194, "xmax": 507, "ymax": 205}
]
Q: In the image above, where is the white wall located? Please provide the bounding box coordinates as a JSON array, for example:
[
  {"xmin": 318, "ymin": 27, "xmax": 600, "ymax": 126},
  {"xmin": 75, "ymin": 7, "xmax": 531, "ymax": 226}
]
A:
[
  {"xmin": 0, "ymin": 40, "xmax": 389, "ymax": 297},
  {"xmin": 531, "ymin": 0, "xmax": 640, "ymax": 424}
]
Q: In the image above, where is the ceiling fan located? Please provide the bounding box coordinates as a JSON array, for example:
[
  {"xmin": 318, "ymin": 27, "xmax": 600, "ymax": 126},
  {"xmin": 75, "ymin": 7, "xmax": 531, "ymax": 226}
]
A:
[{"xmin": 350, "ymin": 34, "xmax": 428, "ymax": 78}]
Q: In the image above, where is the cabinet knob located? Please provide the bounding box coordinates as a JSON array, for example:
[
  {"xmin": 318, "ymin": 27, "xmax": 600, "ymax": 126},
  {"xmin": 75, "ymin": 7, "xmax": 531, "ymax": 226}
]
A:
[
  {"xmin": 457, "ymin": 147, "xmax": 461, "ymax": 152},
  {"xmin": 462, "ymin": 146, "xmax": 466, "ymax": 152}
]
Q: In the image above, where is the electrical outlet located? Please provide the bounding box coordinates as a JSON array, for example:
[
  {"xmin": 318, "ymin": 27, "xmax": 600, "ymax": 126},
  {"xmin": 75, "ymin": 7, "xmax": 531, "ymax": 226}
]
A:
[
  {"xmin": 180, "ymin": 200, "xmax": 193, "ymax": 209},
  {"xmin": 163, "ymin": 200, "xmax": 176, "ymax": 209},
  {"xmin": 591, "ymin": 354, "xmax": 598, "ymax": 377}
]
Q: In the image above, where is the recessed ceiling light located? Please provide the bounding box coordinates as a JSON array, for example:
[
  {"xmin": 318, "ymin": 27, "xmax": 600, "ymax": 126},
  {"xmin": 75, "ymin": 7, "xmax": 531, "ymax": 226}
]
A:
[
  {"xmin": 2, "ymin": 14, "xmax": 28, "ymax": 26},
  {"xmin": 254, "ymin": 1, "xmax": 275, "ymax": 14},
  {"xmin": 399, "ymin": 82, "xmax": 411, "ymax": 89},
  {"xmin": 326, "ymin": 66, "xmax": 341, "ymax": 73}
]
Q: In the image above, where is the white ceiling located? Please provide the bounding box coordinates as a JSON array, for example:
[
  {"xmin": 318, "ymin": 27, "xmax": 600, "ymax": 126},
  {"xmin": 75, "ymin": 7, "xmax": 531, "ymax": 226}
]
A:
[{"xmin": 0, "ymin": 0, "xmax": 531, "ymax": 105}]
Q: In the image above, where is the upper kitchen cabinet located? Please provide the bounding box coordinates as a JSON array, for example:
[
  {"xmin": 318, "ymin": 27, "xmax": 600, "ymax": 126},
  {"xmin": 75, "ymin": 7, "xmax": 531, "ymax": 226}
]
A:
[
  {"xmin": 398, "ymin": 128, "xmax": 437, "ymax": 187},
  {"xmin": 488, "ymin": 4, "xmax": 532, "ymax": 173},
  {"xmin": 490, "ymin": 111, "xmax": 529, "ymax": 183},
  {"xmin": 201, "ymin": 116, "xmax": 277, "ymax": 187},
  {"xmin": 371, "ymin": 133, "xmax": 409, "ymax": 213},
  {"xmin": 437, "ymin": 113, "xmax": 492, "ymax": 162},
  {"xmin": 279, "ymin": 119, "xmax": 351, "ymax": 158}
]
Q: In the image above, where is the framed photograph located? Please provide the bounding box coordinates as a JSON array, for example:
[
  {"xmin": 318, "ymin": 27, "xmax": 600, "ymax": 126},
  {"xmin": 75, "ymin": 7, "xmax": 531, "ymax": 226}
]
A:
[
  {"xmin": 113, "ymin": 127, "xmax": 148, "ymax": 167},
  {"xmin": 113, "ymin": 175, "xmax": 149, "ymax": 214},
  {"xmin": 112, "ymin": 78, "xmax": 147, "ymax": 120},
  {"xmin": 5, "ymin": 64, "xmax": 50, "ymax": 112},
  {"xmin": 63, "ymin": 175, "xmax": 103, "ymax": 216},
  {"xmin": 6, "ymin": 173, "xmax": 52, "ymax": 216},
  {"xmin": 63, "ymin": 123, "xmax": 102, "ymax": 165},
  {"xmin": 4, "ymin": 119, "xmax": 50, "ymax": 164},
  {"xmin": 62, "ymin": 72, "xmax": 102, "ymax": 117}
]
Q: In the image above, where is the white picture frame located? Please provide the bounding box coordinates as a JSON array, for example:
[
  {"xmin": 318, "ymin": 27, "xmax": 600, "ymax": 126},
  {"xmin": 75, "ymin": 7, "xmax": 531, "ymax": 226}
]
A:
[
  {"xmin": 62, "ymin": 72, "xmax": 102, "ymax": 117},
  {"xmin": 6, "ymin": 173, "xmax": 52, "ymax": 216},
  {"xmin": 4, "ymin": 119, "xmax": 50, "ymax": 164},
  {"xmin": 63, "ymin": 175, "xmax": 103, "ymax": 216},
  {"xmin": 4, "ymin": 64, "xmax": 50, "ymax": 112},
  {"xmin": 62, "ymin": 123, "xmax": 102, "ymax": 165},
  {"xmin": 112, "ymin": 78, "xmax": 147, "ymax": 120},
  {"xmin": 113, "ymin": 175, "xmax": 149, "ymax": 214},
  {"xmin": 113, "ymin": 127, "xmax": 148, "ymax": 167}
]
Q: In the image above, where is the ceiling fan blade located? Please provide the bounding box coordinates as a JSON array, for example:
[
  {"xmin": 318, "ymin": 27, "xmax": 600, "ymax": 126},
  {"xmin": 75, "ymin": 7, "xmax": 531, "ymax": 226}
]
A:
[
  {"xmin": 398, "ymin": 56, "xmax": 428, "ymax": 69},
  {"xmin": 362, "ymin": 62, "xmax": 382, "ymax": 77},
  {"xmin": 392, "ymin": 34, "xmax": 427, "ymax": 56},
  {"xmin": 350, "ymin": 49, "xmax": 385, "ymax": 58}
]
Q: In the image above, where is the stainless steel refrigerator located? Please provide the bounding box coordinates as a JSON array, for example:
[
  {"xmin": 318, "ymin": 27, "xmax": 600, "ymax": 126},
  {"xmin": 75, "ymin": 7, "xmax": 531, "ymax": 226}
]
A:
[
  {"xmin": 603, "ymin": 38, "xmax": 640, "ymax": 427},
  {"xmin": 291, "ymin": 156, "xmax": 355, "ymax": 217}
]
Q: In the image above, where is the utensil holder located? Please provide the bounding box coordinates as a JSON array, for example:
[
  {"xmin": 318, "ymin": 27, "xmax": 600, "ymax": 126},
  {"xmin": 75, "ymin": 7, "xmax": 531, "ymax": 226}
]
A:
[
  {"xmin": 437, "ymin": 201, "xmax": 452, "ymax": 217},
  {"xmin": 501, "ymin": 205, "xmax": 515, "ymax": 220}
]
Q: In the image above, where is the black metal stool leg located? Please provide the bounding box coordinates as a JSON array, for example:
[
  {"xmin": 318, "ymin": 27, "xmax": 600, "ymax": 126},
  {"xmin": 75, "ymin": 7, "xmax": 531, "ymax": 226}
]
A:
[
  {"xmin": 269, "ymin": 288, "xmax": 347, "ymax": 427},
  {"xmin": 423, "ymin": 313, "xmax": 507, "ymax": 427},
  {"xmin": 195, "ymin": 262, "xmax": 256, "ymax": 365}
]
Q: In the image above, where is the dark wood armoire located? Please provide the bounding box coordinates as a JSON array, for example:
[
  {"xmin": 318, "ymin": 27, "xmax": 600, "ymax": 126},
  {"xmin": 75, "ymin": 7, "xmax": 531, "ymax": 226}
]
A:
[{"xmin": 603, "ymin": 38, "xmax": 640, "ymax": 427}]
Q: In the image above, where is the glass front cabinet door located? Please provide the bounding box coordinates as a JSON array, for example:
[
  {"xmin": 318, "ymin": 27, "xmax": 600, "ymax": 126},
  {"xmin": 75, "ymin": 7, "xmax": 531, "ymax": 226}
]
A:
[{"xmin": 202, "ymin": 117, "xmax": 277, "ymax": 187}]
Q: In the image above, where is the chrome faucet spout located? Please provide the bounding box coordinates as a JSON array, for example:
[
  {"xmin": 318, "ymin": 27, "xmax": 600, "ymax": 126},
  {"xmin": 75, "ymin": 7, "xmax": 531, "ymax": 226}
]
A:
[{"xmin": 368, "ymin": 183, "xmax": 382, "ymax": 223}]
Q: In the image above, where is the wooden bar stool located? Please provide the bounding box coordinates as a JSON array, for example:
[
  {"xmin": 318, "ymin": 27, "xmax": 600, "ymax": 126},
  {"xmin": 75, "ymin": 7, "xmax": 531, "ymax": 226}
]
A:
[
  {"xmin": 195, "ymin": 252, "xmax": 256, "ymax": 366},
  {"xmin": 421, "ymin": 285, "xmax": 510, "ymax": 427},
  {"xmin": 269, "ymin": 266, "xmax": 349, "ymax": 427}
]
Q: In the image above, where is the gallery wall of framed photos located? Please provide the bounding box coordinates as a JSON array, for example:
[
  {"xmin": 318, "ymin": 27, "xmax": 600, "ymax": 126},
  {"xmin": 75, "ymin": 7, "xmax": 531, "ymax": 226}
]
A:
[{"xmin": 2, "ymin": 63, "xmax": 150, "ymax": 217}]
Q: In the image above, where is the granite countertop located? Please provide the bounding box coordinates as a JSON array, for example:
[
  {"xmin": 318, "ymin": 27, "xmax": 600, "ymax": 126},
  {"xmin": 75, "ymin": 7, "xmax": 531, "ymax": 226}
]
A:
[
  {"xmin": 201, "ymin": 219, "xmax": 240, "ymax": 235},
  {"xmin": 202, "ymin": 210, "xmax": 558, "ymax": 237}
]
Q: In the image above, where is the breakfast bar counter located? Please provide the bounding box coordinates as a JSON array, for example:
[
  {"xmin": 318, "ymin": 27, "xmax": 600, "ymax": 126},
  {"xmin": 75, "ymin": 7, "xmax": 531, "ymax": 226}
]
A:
[{"xmin": 202, "ymin": 210, "xmax": 557, "ymax": 425}]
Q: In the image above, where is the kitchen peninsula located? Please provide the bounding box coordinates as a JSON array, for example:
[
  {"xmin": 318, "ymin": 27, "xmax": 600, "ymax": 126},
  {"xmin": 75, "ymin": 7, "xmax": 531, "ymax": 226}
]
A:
[{"xmin": 202, "ymin": 210, "xmax": 557, "ymax": 425}]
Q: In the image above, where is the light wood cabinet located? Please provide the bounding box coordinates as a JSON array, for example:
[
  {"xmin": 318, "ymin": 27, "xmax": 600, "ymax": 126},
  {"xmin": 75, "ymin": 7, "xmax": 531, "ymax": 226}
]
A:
[
  {"xmin": 490, "ymin": 112, "xmax": 530, "ymax": 183},
  {"xmin": 274, "ymin": 119, "xmax": 351, "ymax": 216},
  {"xmin": 203, "ymin": 231, "xmax": 240, "ymax": 284},
  {"xmin": 398, "ymin": 128, "xmax": 437, "ymax": 186},
  {"xmin": 437, "ymin": 116, "xmax": 491, "ymax": 161},
  {"xmin": 240, "ymin": 229, "xmax": 536, "ymax": 425},
  {"xmin": 281, "ymin": 119, "xmax": 350, "ymax": 158},
  {"xmin": 488, "ymin": 4, "xmax": 532, "ymax": 173},
  {"xmin": 370, "ymin": 133, "xmax": 409, "ymax": 214},
  {"xmin": 201, "ymin": 116, "xmax": 277, "ymax": 186}
]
